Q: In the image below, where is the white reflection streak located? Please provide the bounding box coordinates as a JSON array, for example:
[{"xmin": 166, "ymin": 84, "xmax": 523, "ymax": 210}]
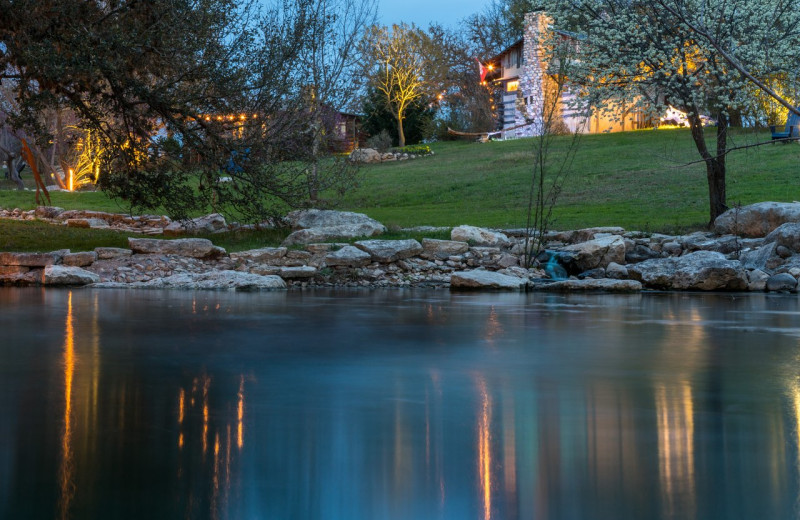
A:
[{"xmin": 656, "ymin": 380, "xmax": 695, "ymax": 519}]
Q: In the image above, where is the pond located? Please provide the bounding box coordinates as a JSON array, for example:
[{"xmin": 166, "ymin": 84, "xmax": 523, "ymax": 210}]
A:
[{"xmin": 1, "ymin": 288, "xmax": 800, "ymax": 519}]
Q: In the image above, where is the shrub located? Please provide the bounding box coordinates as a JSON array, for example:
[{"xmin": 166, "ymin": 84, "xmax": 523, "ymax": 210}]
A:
[{"xmin": 365, "ymin": 130, "xmax": 393, "ymax": 152}]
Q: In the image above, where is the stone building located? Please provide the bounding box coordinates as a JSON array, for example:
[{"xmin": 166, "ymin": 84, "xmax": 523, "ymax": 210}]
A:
[{"xmin": 485, "ymin": 12, "xmax": 650, "ymax": 138}]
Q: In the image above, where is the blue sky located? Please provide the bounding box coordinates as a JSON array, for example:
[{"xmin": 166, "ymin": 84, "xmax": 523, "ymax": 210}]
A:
[{"xmin": 378, "ymin": 0, "xmax": 488, "ymax": 28}]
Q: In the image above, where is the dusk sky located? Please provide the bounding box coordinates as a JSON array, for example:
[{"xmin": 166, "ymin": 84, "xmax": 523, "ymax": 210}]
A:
[{"xmin": 377, "ymin": 0, "xmax": 488, "ymax": 28}]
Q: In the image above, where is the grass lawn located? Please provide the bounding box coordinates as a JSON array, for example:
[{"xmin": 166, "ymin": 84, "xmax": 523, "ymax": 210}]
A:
[{"xmin": 1, "ymin": 127, "xmax": 799, "ymax": 252}]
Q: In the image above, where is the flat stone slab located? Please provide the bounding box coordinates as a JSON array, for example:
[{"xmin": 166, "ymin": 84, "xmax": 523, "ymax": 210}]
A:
[
  {"xmin": 451, "ymin": 225, "xmax": 510, "ymax": 247},
  {"xmin": 325, "ymin": 246, "xmax": 372, "ymax": 267},
  {"xmin": 43, "ymin": 265, "xmax": 100, "ymax": 286},
  {"xmin": 0, "ymin": 252, "xmax": 62, "ymax": 267},
  {"xmin": 450, "ymin": 270, "xmax": 526, "ymax": 290},
  {"xmin": 230, "ymin": 247, "xmax": 287, "ymax": 264},
  {"xmin": 128, "ymin": 238, "xmax": 225, "ymax": 259},
  {"xmin": 63, "ymin": 251, "xmax": 97, "ymax": 267},
  {"xmin": 95, "ymin": 247, "xmax": 133, "ymax": 260},
  {"xmin": 354, "ymin": 239, "xmax": 423, "ymax": 263},
  {"xmin": 279, "ymin": 266, "xmax": 317, "ymax": 279},
  {"xmin": 113, "ymin": 271, "xmax": 287, "ymax": 291},
  {"xmin": 535, "ymin": 279, "xmax": 642, "ymax": 292},
  {"xmin": 421, "ymin": 238, "xmax": 469, "ymax": 259}
]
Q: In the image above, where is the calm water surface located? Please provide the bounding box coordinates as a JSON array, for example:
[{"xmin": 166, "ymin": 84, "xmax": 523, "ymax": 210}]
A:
[{"xmin": 2, "ymin": 288, "xmax": 800, "ymax": 519}]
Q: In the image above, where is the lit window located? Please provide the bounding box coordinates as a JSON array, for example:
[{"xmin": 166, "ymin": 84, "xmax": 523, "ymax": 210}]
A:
[{"xmin": 506, "ymin": 81, "xmax": 519, "ymax": 92}]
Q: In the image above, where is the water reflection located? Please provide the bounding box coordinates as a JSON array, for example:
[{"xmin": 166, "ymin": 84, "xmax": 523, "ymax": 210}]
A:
[{"xmin": 2, "ymin": 289, "xmax": 800, "ymax": 519}]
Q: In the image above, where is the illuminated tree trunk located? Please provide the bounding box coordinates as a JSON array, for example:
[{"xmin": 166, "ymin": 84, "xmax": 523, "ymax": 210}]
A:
[{"xmin": 397, "ymin": 114, "xmax": 406, "ymax": 148}]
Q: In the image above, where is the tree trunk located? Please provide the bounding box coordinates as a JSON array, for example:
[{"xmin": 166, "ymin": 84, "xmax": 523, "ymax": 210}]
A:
[
  {"xmin": 687, "ymin": 110, "xmax": 728, "ymax": 226},
  {"xmin": 397, "ymin": 115, "xmax": 406, "ymax": 148},
  {"xmin": 7, "ymin": 156, "xmax": 24, "ymax": 190}
]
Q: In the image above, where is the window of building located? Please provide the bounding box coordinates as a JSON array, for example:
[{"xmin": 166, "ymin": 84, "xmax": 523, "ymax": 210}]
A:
[{"xmin": 506, "ymin": 80, "xmax": 519, "ymax": 92}]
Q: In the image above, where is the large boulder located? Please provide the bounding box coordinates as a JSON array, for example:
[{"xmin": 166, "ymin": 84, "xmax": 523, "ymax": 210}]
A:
[
  {"xmin": 354, "ymin": 239, "xmax": 423, "ymax": 263},
  {"xmin": 421, "ymin": 238, "xmax": 469, "ymax": 259},
  {"xmin": 325, "ymin": 246, "xmax": 372, "ymax": 267},
  {"xmin": 764, "ymin": 222, "xmax": 800, "ymax": 252},
  {"xmin": 163, "ymin": 213, "xmax": 227, "ymax": 236},
  {"xmin": 450, "ymin": 270, "xmax": 526, "ymax": 290},
  {"xmin": 283, "ymin": 224, "xmax": 385, "ymax": 246},
  {"xmin": 230, "ymin": 247, "xmax": 288, "ymax": 264},
  {"xmin": 43, "ymin": 265, "xmax": 100, "ymax": 286},
  {"xmin": 714, "ymin": 202, "xmax": 800, "ymax": 237},
  {"xmin": 128, "ymin": 238, "xmax": 225, "ymax": 259},
  {"xmin": 451, "ymin": 225, "xmax": 510, "ymax": 247},
  {"xmin": 285, "ymin": 209, "xmax": 385, "ymax": 231},
  {"xmin": 628, "ymin": 250, "xmax": 747, "ymax": 290},
  {"xmin": 561, "ymin": 235, "xmax": 626, "ymax": 271}
]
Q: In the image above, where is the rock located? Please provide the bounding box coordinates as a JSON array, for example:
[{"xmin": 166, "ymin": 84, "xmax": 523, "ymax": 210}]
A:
[
  {"xmin": 62, "ymin": 251, "xmax": 97, "ymax": 267},
  {"xmin": 348, "ymin": 148, "xmax": 382, "ymax": 163},
  {"xmin": 163, "ymin": 213, "xmax": 227, "ymax": 236},
  {"xmin": 421, "ymin": 238, "xmax": 469, "ymax": 259},
  {"xmin": 285, "ymin": 209, "xmax": 385, "ymax": 231},
  {"xmin": 279, "ymin": 266, "xmax": 317, "ymax": 279},
  {"xmin": 577, "ymin": 268, "xmax": 606, "ymax": 279},
  {"xmin": 230, "ymin": 247, "xmax": 287, "ymax": 264},
  {"xmin": 777, "ymin": 245, "xmax": 793, "ymax": 258},
  {"xmin": 66, "ymin": 218, "xmax": 109, "ymax": 229},
  {"xmin": 662, "ymin": 241, "xmax": 682, "ymax": 256},
  {"xmin": 747, "ymin": 269, "xmax": 770, "ymax": 291},
  {"xmin": 450, "ymin": 270, "xmax": 527, "ymax": 290},
  {"xmin": 451, "ymin": 225, "xmax": 510, "ymax": 247},
  {"xmin": 714, "ymin": 202, "xmax": 800, "ymax": 238},
  {"xmin": 625, "ymin": 244, "xmax": 661, "ymax": 263},
  {"xmin": 680, "ymin": 233, "xmax": 741, "ymax": 255},
  {"xmin": 282, "ymin": 224, "xmax": 386, "ymax": 246},
  {"xmin": 496, "ymin": 253, "xmax": 519, "ymax": 268},
  {"xmin": 249, "ymin": 265, "xmax": 280, "ymax": 276},
  {"xmin": 95, "ymin": 247, "xmax": 133, "ymax": 260},
  {"xmin": 536, "ymin": 279, "xmax": 642, "ymax": 292},
  {"xmin": 740, "ymin": 242, "xmax": 778, "ymax": 272},
  {"xmin": 34, "ymin": 206, "xmax": 65, "ymax": 219},
  {"xmin": 764, "ymin": 222, "xmax": 800, "ymax": 252},
  {"xmin": 128, "ymin": 238, "xmax": 225, "ymax": 259},
  {"xmin": 325, "ymin": 246, "xmax": 372, "ymax": 267},
  {"xmin": 0, "ymin": 251, "xmax": 63, "ymax": 267},
  {"xmin": 561, "ymin": 235, "xmax": 626, "ymax": 271},
  {"xmin": 355, "ymin": 239, "xmax": 423, "ymax": 263},
  {"xmin": 766, "ymin": 273, "xmax": 798, "ymax": 292},
  {"xmin": 606, "ymin": 262, "xmax": 629, "ymax": 279},
  {"xmin": 628, "ymin": 251, "xmax": 747, "ymax": 290},
  {"xmin": 136, "ymin": 271, "xmax": 286, "ymax": 291},
  {"xmin": 43, "ymin": 265, "xmax": 100, "ymax": 286},
  {"xmin": 549, "ymin": 227, "xmax": 626, "ymax": 244}
]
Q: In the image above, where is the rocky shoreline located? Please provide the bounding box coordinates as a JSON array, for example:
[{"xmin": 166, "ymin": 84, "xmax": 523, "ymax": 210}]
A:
[{"xmin": 3, "ymin": 202, "xmax": 800, "ymax": 293}]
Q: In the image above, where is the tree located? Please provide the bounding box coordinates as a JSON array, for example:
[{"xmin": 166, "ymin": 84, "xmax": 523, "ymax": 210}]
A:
[
  {"xmin": 0, "ymin": 0, "xmax": 354, "ymax": 221},
  {"xmin": 361, "ymin": 86, "xmax": 435, "ymax": 146},
  {"xmin": 542, "ymin": 0, "xmax": 800, "ymax": 225},
  {"xmin": 361, "ymin": 24, "xmax": 446, "ymax": 147},
  {"xmin": 297, "ymin": 0, "xmax": 377, "ymax": 202}
]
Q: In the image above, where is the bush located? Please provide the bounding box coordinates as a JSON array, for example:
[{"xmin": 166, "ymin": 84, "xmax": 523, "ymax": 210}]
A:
[
  {"xmin": 365, "ymin": 130, "xmax": 393, "ymax": 152},
  {"xmin": 396, "ymin": 144, "xmax": 431, "ymax": 156}
]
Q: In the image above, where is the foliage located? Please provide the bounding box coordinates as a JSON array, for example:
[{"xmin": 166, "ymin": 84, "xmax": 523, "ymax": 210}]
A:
[
  {"xmin": 542, "ymin": 0, "xmax": 800, "ymax": 224},
  {"xmin": 360, "ymin": 23, "xmax": 447, "ymax": 147},
  {"xmin": 365, "ymin": 130, "xmax": 394, "ymax": 152},
  {"xmin": 0, "ymin": 0, "xmax": 365, "ymax": 222},
  {"xmin": 395, "ymin": 144, "xmax": 431, "ymax": 155},
  {"xmin": 361, "ymin": 86, "xmax": 435, "ymax": 146}
]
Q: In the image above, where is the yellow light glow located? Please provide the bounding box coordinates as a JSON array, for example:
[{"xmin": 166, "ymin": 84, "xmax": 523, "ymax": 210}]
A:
[
  {"xmin": 68, "ymin": 169, "xmax": 74, "ymax": 192},
  {"xmin": 59, "ymin": 292, "xmax": 75, "ymax": 519},
  {"xmin": 487, "ymin": 64, "xmax": 494, "ymax": 71},
  {"xmin": 237, "ymin": 376, "xmax": 245, "ymax": 449}
]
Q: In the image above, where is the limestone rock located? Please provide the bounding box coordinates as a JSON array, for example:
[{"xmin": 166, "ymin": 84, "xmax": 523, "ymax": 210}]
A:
[
  {"xmin": 62, "ymin": 251, "xmax": 97, "ymax": 267},
  {"xmin": 230, "ymin": 247, "xmax": 287, "ymax": 264},
  {"xmin": 66, "ymin": 218, "xmax": 109, "ymax": 229},
  {"xmin": 606, "ymin": 262, "xmax": 629, "ymax": 279},
  {"xmin": 536, "ymin": 279, "xmax": 642, "ymax": 292},
  {"xmin": 740, "ymin": 242, "xmax": 778, "ymax": 272},
  {"xmin": 561, "ymin": 235, "xmax": 626, "ymax": 271},
  {"xmin": 279, "ymin": 266, "xmax": 317, "ymax": 279},
  {"xmin": 282, "ymin": 224, "xmax": 386, "ymax": 246},
  {"xmin": 747, "ymin": 269, "xmax": 770, "ymax": 291},
  {"xmin": 140, "ymin": 271, "xmax": 286, "ymax": 291},
  {"xmin": 0, "ymin": 251, "xmax": 62, "ymax": 267},
  {"xmin": 625, "ymin": 244, "xmax": 661, "ymax": 263},
  {"xmin": 325, "ymin": 246, "xmax": 372, "ymax": 267},
  {"xmin": 628, "ymin": 251, "xmax": 747, "ymax": 290},
  {"xmin": 764, "ymin": 222, "xmax": 800, "ymax": 252},
  {"xmin": 43, "ymin": 265, "xmax": 100, "ymax": 286},
  {"xmin": 128, "ymin": 238, "xmax": 225, "ymax": 259},
  {"xmin": 450, "ymin": 270, "xmax": 526, "ymax": 290},
  {"xmin": 766, "ymin": 273, "xmax": 798, "ymax": 292},
  {"xmin": 451, "ymin": 225, "xmax": 510, "ymax": 247},
  {"xmin": 421, "ymin": 238, "xmax": 469, "ymax": 259},
  {"xmin": 95, "ymin": 247, "xmax": 133, "ymax": 260},
  {"xmin": 549, "ymin": 227, "xmax": 626, "ymax": 244},
  {"xmin": 348, "ymin": 148, "xmax": 381, "ymax": 163},
  {"xmin": 714, "ymin": 202, "xmax": 800, "ymax": 238},
  {"xmin": 163, "ymin": 213, "xmax": 227, "ymax": 236},
  {"xmin": 285, "ymin": 209, "xmax": 385, "ymax": 232},
  {"xmin": 34, "ymin": 206, "xmax": 65, "ymax": 219},
  {"xmin": 355, "ymin": 239, "xmax": 423, "ymax": 263}
]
